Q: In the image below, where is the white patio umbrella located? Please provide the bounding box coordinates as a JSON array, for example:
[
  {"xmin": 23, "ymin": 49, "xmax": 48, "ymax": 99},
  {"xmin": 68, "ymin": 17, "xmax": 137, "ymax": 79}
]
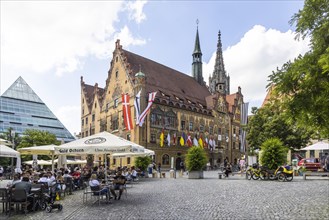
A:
[
  {"xmin": 0, "ymin": 144, "xmax": 19, "ymax": 157},
  {"xmin": 18, "ymin": 144, "xmax": 57, "ymax": 172},
  {"xmin": 112, "ymin": 148, "xmax": 155, "ymax": 158},
  {"xmin": 0, "ymin": 144, "xmax": 21, "ymax": 172},
  {"xmin": 54, "ymin": 131, "xmax": 142, "ymax": 155},
  {"xmin": 0, "ymin": 138, "xmax": 12, "ymax": 146},
  {"xmin": 55, "ymin": 131, "xmax": 146, "ymax": 182},
  {"xmin": 23, "ymin": 159, "xmax": 52, "ymax": 166},
  {"xmin": 300, "ymin": 141, "xmax": 329, "ymax": 151}
]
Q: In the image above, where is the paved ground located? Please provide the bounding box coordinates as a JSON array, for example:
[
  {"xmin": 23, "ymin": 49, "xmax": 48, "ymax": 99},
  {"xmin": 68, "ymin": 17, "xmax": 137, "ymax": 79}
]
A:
[{"xmin": 1, "ymin": 171, "xmax": 328, "ymax": 220}]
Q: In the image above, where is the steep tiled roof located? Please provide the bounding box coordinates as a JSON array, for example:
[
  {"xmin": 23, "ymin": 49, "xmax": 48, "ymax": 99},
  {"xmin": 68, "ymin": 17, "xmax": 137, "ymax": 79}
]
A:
[
  {"xmin": 226, "ymin": 93, "xmax": 238, "ymax": 113},
  {"xmin": 122, "ymin": 49, "xmax": 211, "ymax": 108}
]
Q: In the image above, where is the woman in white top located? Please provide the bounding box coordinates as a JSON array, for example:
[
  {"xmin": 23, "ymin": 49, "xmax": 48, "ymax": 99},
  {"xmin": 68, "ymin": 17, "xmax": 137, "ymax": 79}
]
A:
[{"xmin": 89, "ymin": 174, "xmax": 109, "ymax": 195}]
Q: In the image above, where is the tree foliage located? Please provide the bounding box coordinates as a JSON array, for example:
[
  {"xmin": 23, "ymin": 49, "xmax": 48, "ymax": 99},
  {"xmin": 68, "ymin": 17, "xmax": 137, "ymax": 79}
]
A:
[
  {"xmin": 134, "ymin": 156, "xmax": 152, "ymax": 172},
  {"xmin": 268, "ymin": 0, "xmax": 329, "ymax": 137},
  {"xmin": 185, "ymin": 146, "xmax": 208, "ymax": 172},
  {"xmin": 17, "ymin": 129, "xmax": 60, "ymax": 160},
  {"xmin": 247, "ymin": 102, "xmax": 312, "ymax": 152},
  {"xmin": 260, "ymin": 138, "xmax": 288, "ymax": 170}
]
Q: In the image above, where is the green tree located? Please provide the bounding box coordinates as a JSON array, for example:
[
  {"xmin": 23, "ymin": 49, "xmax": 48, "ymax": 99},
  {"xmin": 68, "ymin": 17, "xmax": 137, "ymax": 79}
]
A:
[
  {"xmin": 260, "ymin": 138, "xmax": 288, "ymax": 170},
  {"xmin": 268, "ymin": 0, "xmax": 329, "ymax": 137},
  {"xmin": 135, "ymin": 156, "xmax": 152, "ymax": 173},
  {"xmin": 247, "ymin": 102, "xmax": 312, "ymax": 152},
  {"xmin": 185, "ymin": 146, "xmax": 208, "ymax": 172},
  {"xmin": 0, "ymin": 127, "xmax": 21, "ymax": 166},
  {"xmin": 17, "ymin": 129, "xmax": 60, "ymax": 160}
]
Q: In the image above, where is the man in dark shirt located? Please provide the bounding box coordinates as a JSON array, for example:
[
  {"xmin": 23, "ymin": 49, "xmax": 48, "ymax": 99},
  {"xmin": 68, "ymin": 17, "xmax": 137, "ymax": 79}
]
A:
[
  {"xmin": 13, "ymin": 177, "xmax": 32, "ymax": 193},
  {"xmin": 110, "ymin": 171, "xmax": 126, "ymax": 200},
  {"xmin": 12, "ymin": 177, "xmax": 34, "ymax": 211}
]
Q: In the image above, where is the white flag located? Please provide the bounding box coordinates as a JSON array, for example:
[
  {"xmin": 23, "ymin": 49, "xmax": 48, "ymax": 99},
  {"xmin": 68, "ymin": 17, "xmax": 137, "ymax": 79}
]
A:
[
  {"xmin": 167, "ymin": 133, "xmax": 171, "ymax": 147},
  {"xmin": 134, "ymin": 89, "xmax": 142, "ymax": 125},
  {"xmin": 193, "ymin": 137, "xmax": 198, "ymax": 147},
  {"xmin": 139, "ymin": 91, "xmax": 157, "ymax": 126}
]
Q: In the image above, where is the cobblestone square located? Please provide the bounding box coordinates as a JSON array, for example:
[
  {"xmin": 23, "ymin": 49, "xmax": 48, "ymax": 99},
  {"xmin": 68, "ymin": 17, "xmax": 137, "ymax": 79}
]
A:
[{"xmin": 3, "ymin": 171, "xmax": 329, "ymax": 220}]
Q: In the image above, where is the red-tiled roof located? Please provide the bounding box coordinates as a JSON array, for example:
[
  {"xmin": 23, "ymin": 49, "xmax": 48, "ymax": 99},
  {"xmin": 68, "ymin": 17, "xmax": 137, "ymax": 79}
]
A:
[{"xmin": 122, "ymin": 49, "xmax": 211, "ymax": 107}]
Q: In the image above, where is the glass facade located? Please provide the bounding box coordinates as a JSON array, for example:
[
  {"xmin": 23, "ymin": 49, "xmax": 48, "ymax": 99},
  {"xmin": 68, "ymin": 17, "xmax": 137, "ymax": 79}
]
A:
[{"xmin": 0, "ymin": 77, "xmax": 75, "ymax": 142}]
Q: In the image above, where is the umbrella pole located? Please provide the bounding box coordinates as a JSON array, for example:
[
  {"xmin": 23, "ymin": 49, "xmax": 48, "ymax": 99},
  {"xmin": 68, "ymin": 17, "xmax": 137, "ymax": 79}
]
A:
[
  {"xmin": 51, "ymin": 152, "xmax": 54, "ymax": 173},
  {"xmin": 104, "ymin": 154, "xmax": 107, "ymax": 183}
]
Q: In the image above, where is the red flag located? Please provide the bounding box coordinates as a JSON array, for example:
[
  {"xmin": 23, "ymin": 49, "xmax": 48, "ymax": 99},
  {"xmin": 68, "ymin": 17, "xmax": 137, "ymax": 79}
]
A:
[
  {"xmin": 187, "ymin": 133, "xmax": 192, "ymax": 147},
  {"xmin": 122, "ymin": 94, "xmax": 133, "ymax": 130}
]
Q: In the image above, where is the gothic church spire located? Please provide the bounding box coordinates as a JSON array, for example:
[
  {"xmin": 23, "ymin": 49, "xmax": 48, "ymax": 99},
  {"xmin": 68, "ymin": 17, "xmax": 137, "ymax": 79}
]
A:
[
  {"xmin": 192, "ymin": 20, "xmax": 203, "ymax": 85},
  {"xmin": 209, "ymin": 30, "xmax": 230, "ymax": 95}
]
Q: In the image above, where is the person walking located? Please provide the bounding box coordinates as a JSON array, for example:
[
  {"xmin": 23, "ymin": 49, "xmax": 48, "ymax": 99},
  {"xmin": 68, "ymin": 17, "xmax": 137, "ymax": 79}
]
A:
[{"xmin": 158, "ymin": 162, "xmax": 162, "ymax": 178}]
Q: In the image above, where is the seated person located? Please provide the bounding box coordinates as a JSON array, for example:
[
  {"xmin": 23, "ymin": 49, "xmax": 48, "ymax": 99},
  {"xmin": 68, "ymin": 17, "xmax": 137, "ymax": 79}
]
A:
[
  {"xmin": 224, "ymin": 164, "xmax": 232, "ymax": 177},
  {"xmin": 89, "ymin": 174, "xmax": 109, "ymax": 196},
  {"xmin": 7, "ymin": 173, "xmax": 21, "ymax": 187},
  {"xmin": 38, "ymin": 173, "xmax": 52, "ymax": 186},
  {"xmin": 110, "ymin": 171, "xmax": 126, "ymax": 200},
  {"xmin": 71, "ymin": 169, "xmax": 81, "ymax": 189},
  {"xmin": 12, "ymin": 176, "xmax": 34, "ymax": 211},
  {"xmin": 56, "ymin": 173, "xmax": 65, "ymax": 196},
  {"xmin": 131, "ymin": 167, "xmax": 138, "ymax": 181}
]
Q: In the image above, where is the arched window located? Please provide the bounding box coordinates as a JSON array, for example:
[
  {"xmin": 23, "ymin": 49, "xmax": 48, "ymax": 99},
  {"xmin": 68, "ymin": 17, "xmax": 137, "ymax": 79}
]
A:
[{"xmin": 162, "ymin": 154, "xmax": 170, "ymax": 165}]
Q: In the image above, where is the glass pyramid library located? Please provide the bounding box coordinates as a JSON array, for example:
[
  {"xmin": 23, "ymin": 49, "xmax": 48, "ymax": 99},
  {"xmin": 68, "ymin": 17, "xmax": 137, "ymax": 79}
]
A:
[{"xmin": 0, "ymin": 77, "xmax": 75, "ymax": 142}]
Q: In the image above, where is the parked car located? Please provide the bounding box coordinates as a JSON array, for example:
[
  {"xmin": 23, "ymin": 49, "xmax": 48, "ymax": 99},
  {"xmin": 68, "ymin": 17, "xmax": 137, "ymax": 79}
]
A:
[{"xmin": 298, "ymin": 158, "xmax": 321, "ymax": 171}]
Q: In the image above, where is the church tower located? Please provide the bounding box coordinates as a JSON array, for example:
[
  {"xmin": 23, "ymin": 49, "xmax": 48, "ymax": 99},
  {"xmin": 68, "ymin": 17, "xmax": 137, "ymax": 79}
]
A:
[
  {"xmin": 209, "ymin": 31, "xmax": 230, "ymax": 95},
  {"xmin": 192, "ymin": 23, "xmax": 203, "ymax": 85}
]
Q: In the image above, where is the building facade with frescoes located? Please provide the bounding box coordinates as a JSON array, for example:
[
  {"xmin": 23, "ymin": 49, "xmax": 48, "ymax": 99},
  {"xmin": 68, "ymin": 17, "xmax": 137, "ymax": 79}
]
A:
[{"xmin": 80, "ymin": 27, "xmax": 247, "ymax": 170}]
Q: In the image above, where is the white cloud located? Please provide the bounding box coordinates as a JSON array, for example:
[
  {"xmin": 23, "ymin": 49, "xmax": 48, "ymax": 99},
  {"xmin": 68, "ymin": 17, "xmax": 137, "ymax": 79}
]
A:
[
  {"xmin": 55, "ymin": 105, "xmax": 81, "ymax": 136},
  {"xmin": 204, "ymin": 25, "xmax": 310, "ymax": 109},
  {"xmin": 1, "ymin": 1, "xmax": 146, "ymax": 77},
  {"xmin": 125, "ymin": 0, "xmax": 147, "ymax": 24}
]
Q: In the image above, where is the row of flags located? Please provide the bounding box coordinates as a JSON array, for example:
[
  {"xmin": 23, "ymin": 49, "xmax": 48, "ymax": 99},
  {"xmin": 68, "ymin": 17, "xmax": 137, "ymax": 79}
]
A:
[
  {"xmin": 122, "ymin": 90, "xmax": 249, "ymax": 152},
  {"xmin": 159, "ymin": 130, "xmax": 218, "ymax": 149}
]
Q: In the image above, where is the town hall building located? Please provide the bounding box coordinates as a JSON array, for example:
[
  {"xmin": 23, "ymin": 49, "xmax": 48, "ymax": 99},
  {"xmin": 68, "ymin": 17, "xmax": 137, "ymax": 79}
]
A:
[{"xmin": 80, "ymin": 27, "xmax": 246, "ymax": 170}]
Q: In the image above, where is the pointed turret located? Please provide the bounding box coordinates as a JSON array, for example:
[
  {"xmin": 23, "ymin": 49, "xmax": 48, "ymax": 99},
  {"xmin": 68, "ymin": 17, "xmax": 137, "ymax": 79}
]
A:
[
  {"xmin": 192, "ymin": 22, "xmax": 203, "ymax": 85},
  {"xmin": 193, "ymin": 27, "xmax": 202, "ymax": 54},
  {"xmin": 209, "ymin": 30, "xmax": 230, "ymax": 95}
]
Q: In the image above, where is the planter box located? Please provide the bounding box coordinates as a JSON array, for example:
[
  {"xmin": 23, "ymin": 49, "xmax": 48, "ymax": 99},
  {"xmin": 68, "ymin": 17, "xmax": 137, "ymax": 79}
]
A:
[{"xmin": 188, "ymin": 171, "xmax": 204, "ymax": 179}]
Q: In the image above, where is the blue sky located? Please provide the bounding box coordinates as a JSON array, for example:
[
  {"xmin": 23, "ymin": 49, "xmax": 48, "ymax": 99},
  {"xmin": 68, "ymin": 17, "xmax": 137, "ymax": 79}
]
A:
[{"xmin": 1, "ymin": 0, "xmax": 309, "ymax": 136}]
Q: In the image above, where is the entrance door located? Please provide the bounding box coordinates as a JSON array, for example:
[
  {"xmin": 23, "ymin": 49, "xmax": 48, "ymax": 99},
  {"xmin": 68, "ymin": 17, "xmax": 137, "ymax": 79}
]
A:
[{"xmin": 176, "ymin": 157, "xmax": 182, "ymax": 170}]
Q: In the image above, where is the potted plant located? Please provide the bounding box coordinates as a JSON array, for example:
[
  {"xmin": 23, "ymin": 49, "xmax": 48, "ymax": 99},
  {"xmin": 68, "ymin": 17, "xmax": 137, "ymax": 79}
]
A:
[
  {"xmin": 185, "ymin": 146, "xmax": 208, "ymax": 179},
  {"xmin": 135, "ymin": 156, "xmax": 152, "ymax": 178}
]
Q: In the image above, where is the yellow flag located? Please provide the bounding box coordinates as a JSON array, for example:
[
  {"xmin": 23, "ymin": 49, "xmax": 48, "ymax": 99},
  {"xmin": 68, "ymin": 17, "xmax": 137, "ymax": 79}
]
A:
[
  {"xmin": 198, "ymin": 137, "xmax": 203, "ymax": 148},
  {"xmin": 160, "ymin": 131, "xmax": 164, "ymax": 147},
  {"xmin": 180, "ymin": 136, "xmax": 184, "ymax": 146}
]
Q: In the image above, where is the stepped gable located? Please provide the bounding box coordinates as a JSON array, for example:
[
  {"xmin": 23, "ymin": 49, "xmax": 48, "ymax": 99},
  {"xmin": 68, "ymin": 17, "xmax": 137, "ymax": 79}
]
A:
[
  {"xmin": 121, "ymin": 49, "xmax": 211, "ymax": 111},
  {"xmin": 81, "ymin": 77, "xmax": 104, "ymax": 112}
]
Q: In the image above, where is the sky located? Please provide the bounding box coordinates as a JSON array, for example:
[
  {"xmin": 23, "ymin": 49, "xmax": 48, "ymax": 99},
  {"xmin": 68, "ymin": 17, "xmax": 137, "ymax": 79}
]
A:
[{"xmin": 1, "ymin": 0, "xmax": 310, "ymax": 137}]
